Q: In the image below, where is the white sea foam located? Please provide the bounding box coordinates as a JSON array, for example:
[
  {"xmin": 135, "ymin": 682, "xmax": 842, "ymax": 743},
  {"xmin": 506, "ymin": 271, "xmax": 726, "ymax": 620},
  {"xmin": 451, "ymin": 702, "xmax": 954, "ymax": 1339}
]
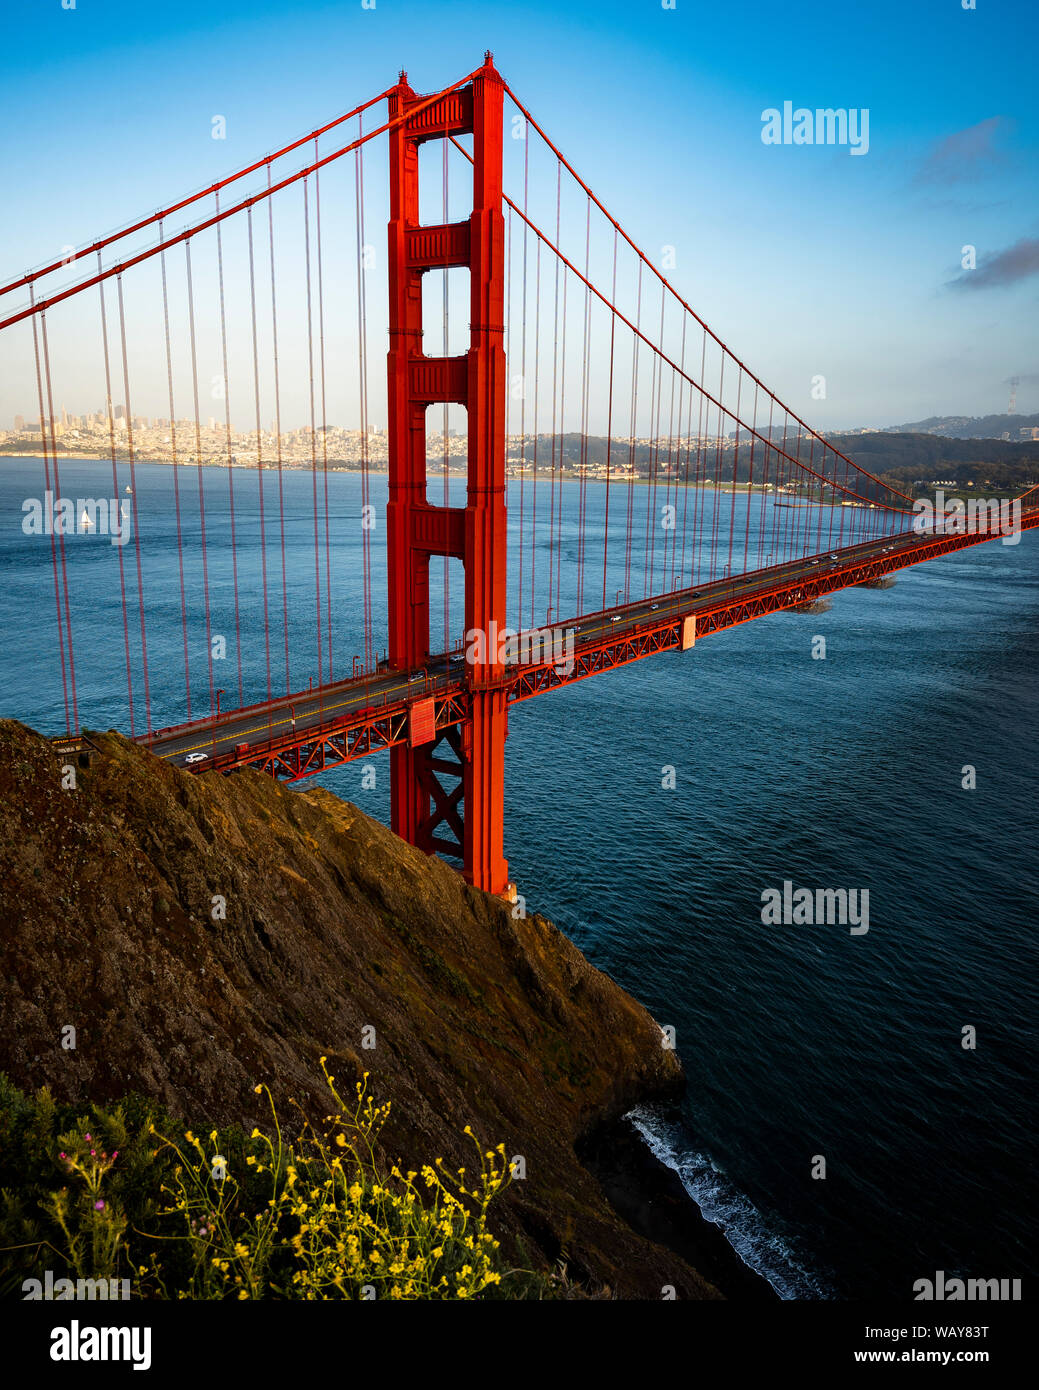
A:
[{"xmin": 627, "ymin": 1104, "xmax": 833, "ymax": 1300}]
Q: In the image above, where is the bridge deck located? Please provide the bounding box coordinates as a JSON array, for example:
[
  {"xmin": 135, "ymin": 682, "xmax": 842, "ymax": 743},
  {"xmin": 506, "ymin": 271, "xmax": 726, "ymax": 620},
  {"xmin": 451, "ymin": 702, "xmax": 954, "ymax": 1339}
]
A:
[{"xmin": 129, "ymin": 516, "xmax": 1037, "ymax": 781}]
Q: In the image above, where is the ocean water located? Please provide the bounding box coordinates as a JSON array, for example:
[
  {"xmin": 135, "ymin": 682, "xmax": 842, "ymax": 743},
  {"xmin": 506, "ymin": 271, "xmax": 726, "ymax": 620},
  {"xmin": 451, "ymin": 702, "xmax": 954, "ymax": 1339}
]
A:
[{"xmin": 1, "ymin": 456, "xmax": 1036, "ymax": 1299}]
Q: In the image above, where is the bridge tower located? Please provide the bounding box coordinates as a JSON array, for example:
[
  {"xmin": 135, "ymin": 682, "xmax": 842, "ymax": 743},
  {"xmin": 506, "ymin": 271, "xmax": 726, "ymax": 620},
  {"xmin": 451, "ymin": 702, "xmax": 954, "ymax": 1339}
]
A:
[{"xmin": 386, "ymin": 54, "xmax": 510, "ymax": 897}]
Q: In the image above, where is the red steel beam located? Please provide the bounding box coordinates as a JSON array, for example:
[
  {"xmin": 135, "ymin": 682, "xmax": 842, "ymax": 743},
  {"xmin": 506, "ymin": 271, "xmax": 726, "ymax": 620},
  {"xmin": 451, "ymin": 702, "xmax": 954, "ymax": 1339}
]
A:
[
  {"xmin": 506, "ymin": 517, "xmax": 1039, "ymax": 703},
  {"xmin": 198, "ymin": 690, "xmax": 471, "ymax": 779},
  {"xmin": 133, "ymin": 513, "xmax": 1037, "ymax": 777}
]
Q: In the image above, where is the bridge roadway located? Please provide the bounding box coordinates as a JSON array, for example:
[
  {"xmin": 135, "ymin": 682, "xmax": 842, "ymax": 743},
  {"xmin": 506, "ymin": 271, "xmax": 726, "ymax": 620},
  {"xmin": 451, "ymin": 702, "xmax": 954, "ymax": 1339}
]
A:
[{"xmin": 140, "ymin": 513, "xmax": 1037, "ymax": 774}]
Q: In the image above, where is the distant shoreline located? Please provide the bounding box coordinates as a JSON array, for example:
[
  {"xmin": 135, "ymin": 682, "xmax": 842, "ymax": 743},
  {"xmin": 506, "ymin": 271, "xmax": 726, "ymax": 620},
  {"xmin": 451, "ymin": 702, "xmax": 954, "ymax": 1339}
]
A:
[{"xmin": 0, "ymin": 454, "xmax": 801, "ymax": 495}]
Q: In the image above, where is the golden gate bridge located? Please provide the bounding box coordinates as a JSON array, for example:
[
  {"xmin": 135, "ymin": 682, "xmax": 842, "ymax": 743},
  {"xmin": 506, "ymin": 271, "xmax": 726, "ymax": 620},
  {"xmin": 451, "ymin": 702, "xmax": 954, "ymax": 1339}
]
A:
[{"xmin": 4, "ymin": 53, "xmax": 1036, "ymax": 896}]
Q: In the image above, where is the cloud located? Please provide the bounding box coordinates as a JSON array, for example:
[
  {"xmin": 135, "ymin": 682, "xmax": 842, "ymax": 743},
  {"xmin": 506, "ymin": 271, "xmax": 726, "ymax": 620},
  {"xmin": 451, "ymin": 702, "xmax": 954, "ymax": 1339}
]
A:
[
  {"xmin": 949, "ymin": 237, "xmax": 1039, "ymax": 291},
  {"xmin": 915, "ymin": 116, "xmax": 1009, "ymax": 186}
]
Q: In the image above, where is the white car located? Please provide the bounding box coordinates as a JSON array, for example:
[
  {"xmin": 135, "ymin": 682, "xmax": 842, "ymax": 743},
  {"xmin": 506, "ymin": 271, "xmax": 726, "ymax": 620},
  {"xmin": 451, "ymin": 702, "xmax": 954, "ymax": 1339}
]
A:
[
  {"xmin": 610, "ymin": 614, "xmax": 622, "ymax": 623},
  {"xmin": 184, "ymin": 752, "xmax": 208, "ymax": 765}
]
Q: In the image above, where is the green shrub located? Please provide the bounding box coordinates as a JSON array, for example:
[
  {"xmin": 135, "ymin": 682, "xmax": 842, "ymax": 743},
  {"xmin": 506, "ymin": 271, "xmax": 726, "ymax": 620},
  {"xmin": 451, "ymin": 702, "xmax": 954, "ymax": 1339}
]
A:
[{"xmin": 0, "ymin": 1064, "xmax": 553, "ymax": 1300}]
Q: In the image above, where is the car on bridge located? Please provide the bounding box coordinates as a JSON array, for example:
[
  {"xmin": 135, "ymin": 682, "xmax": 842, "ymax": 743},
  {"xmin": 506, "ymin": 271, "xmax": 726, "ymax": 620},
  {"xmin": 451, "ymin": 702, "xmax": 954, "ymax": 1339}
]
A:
[{"xmin": 184, "ymin": 752, "xmax": 208, "ymax": 764}]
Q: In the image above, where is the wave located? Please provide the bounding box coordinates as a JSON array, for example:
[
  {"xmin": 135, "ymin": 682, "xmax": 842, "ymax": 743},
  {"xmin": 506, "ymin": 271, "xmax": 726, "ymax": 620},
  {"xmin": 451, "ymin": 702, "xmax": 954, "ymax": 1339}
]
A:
[{"xmin": 627, "ymin": 1103, "xmax": 833, "ymax": 1300}]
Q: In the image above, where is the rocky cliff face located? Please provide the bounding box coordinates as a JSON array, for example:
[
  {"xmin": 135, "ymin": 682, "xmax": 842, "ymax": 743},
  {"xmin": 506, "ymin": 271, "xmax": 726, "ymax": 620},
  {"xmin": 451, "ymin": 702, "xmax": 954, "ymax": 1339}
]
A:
[{"xmin": 0, "ymin": 719, "xmax": 719, "ymax": 1297}]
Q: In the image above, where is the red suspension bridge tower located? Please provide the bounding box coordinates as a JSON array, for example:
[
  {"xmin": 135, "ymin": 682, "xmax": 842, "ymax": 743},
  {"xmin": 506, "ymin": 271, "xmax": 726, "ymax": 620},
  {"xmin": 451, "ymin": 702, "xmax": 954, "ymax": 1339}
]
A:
[{"xmin": 386, "ymin": 54, "xmax": 511, "ymax": 897}]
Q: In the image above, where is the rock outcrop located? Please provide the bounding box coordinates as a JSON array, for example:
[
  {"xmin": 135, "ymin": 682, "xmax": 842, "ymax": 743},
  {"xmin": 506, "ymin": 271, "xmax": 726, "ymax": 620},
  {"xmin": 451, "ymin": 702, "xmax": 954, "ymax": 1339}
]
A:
[{"xmin": 0, "ymin": 719, "xmax": 723, "ymax": 1297}]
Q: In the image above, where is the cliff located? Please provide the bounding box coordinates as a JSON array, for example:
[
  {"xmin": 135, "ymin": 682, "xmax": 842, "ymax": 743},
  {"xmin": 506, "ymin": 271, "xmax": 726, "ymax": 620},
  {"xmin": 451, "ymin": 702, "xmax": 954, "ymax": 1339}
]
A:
[{"xmin": 0, "ymin": 718, "xmax": 735, "ymax": 1298}]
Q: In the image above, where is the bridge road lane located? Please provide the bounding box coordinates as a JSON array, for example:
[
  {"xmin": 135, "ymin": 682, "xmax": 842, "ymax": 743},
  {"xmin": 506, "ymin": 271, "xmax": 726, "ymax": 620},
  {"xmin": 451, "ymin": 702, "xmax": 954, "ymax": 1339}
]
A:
[{"xmin": 147, "ymin": 519, "xmax": 1022, "ymax": 768}]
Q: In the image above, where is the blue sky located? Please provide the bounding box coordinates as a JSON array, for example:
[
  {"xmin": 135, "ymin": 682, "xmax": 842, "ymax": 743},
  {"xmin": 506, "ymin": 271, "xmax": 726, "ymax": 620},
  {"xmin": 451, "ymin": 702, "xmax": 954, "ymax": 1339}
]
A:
[{"xmin": 2, "ymin": 0, "xmax": 1037, "ymax": 429}]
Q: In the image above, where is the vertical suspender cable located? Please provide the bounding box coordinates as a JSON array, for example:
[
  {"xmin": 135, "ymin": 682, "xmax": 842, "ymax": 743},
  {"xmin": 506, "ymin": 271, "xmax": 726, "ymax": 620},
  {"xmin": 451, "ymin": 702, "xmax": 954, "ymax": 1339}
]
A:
[
  {"xmin": 624, "ymin": 260, "xmax": 643, "ymax": 605},
  {"xmin": 577, "ymin": 195, "xmax": 591, "ymax": 614},
  {"xmin": 547, "ymin": 162, "xmax": 561, "ymax": 624},
  {"xmin": 214, "ymin": 191, "xmax": 245, "ymax": 706},
  {"xmin": 115, "ymin": 274, "xmax": 151, "ymax": 736},
  {"xmin": 709, "ymin": 359, "xmax": 725, "ymax": 583},
  {"xmin": 529, "ymin": 240, "xmax": 541, "ymax": 629},
  {"xmin": 668, "ymin": 317, "xmax": 686, "ymax": 591},
  {"xmin": 689, "ymin": 330, "xmax": 708, "ymax": 587},
  {"xmin": 185, "ymin": 241, "xmax": 216, "ymax": 717},
  {"xmin": 517, "ymin": 135, "xmax": 529, "ymax": 626},
  {"xmin": 726, "ymin": 368, "xmax": 742, "ymax": 580},
  {"xmin": 744, "ymin": 382, "xmax": 758, "ymax": 570},
  {"xmin": 39, "ymin": 314, "xmax": 79, "ymax": 734},
  {"xmin": 600, "ymin": 229, "xmax": 618, "ymax": 611},
  {"xmin": 443, "ymin": 130, "xmax": 451, "ymax": 649},
  {"xmin": 645, "ymin": 284, "xmax": 666, "ymax": 597},
  {"xmin": 303, "ymin": 175, "xmax": 325, "ymax": 684},
  {"xmin": 555, "ymin": 262, "xmax": 568, "ymax": 617},
  {"xmin": 314, "ymin": 139, "xmax": 334, "ymax": 682},
  {"xmin": 266, "ymin": 164, "xmax": 291, "ymax": 692},
  {"xmin": 31, "ymin": 298, "xmax": 73, "ymax": 735},
  {"xmin": 247, "ymin": 207, "xmax": 273, "ymax": 704},
  {"xmin": 505, "ymin": 204, "xmax": 514, "ymax": 626},
  {"xmin": 757, "ymin": 396, "xmax": 775, "ymax": 572},
  {"xmin": 355, "ymin": 116, "xmax": 373, "ymax": 671},
  {"xmin": 96, "ymin": 271, "xmax": 134, "ymax": 732},
  {"xmin": 159, "ymin": 226, "xmax": 193, "ymax": 718}
]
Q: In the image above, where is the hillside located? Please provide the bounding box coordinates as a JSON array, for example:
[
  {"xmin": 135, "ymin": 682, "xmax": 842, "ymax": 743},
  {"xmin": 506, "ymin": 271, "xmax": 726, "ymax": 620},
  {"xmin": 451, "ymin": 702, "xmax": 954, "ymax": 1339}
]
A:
[
  {"xmin": 0, "ymin": 719, "xmax": 769, "ymax": 1299},
  {"xmin": 885, "ymin": 412, "xmax": 1039, "ymax": 441},
  {"xmin": 832, "ymin": 431, "xmax": 1039, "ymax": 491}
]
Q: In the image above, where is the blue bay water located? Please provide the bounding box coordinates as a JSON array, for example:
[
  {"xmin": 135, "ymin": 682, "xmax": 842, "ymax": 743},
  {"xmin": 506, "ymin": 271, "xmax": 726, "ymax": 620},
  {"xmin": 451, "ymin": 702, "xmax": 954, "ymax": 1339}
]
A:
[{"xmin": 1, "ymin": 456, "xmax": 1036, "ymax": 1298}]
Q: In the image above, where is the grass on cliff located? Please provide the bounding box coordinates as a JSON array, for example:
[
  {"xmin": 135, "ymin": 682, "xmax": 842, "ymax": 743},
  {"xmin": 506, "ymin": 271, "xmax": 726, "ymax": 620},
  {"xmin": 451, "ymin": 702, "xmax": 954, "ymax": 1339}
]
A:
[{"xmin": 0, "ymin": 1060, "xmax": 552, "ymax": 1300}]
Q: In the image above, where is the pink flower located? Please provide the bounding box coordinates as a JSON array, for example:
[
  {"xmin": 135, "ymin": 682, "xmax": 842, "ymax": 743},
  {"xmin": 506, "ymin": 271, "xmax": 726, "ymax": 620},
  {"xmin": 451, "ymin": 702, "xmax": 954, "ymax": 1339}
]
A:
[
  {"xmin": 94, "ymin": 1200, "xmax": 105, "ymax": 1211},
  {"xmin": 84, "ymin": 1134, "xmax": 91, "ymax": 1142},
  {"xmin": 112, "ymin": 1151, "xmax": 118, "ymax": 1160},
  {"xmin": 58, "ymin": 1152, "xmax": 66, "ymax": 1159}
]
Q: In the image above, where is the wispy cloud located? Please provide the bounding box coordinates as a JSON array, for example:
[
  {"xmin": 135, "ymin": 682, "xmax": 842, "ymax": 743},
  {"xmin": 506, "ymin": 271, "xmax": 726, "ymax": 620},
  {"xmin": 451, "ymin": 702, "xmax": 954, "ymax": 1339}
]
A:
[
  {"xmin": 915, "ymin": 116, "xmax": 1009, "ymax": 186},
  {"xmin": 949, "ymin": 237, "xmax": 1039, "ymax": 291}
]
